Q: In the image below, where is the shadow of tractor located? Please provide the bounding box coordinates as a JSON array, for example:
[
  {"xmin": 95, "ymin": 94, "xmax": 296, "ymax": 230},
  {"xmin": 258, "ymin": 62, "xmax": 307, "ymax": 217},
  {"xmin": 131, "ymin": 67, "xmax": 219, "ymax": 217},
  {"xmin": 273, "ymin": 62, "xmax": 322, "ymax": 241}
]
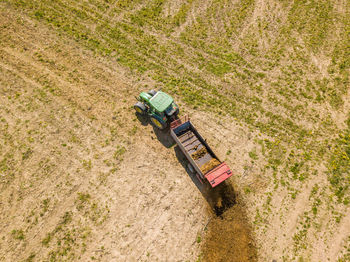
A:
[{"xmin": 135, "ymin": 113, "xmax": 175, "ymax": 148}]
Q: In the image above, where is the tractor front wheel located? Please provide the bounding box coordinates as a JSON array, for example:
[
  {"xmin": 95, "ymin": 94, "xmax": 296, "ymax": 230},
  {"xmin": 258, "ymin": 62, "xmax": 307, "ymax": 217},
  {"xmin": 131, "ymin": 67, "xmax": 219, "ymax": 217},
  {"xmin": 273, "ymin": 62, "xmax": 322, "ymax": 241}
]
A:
[
  {"xmin": 150, "ymin": 116, "xmax": 166, "ymax": 130},
  {"xmin": 134, "ymin": 102, "xmax": 146, "ymax": 115}
]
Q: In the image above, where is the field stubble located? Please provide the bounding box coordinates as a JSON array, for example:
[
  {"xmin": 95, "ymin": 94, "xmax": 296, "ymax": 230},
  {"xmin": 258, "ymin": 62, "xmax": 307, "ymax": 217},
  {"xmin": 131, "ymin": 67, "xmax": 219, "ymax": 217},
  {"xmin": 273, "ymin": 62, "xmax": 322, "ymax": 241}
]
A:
[{"xmin": 1, "ymin": 0, "xmax": 350, "ymax": 261}]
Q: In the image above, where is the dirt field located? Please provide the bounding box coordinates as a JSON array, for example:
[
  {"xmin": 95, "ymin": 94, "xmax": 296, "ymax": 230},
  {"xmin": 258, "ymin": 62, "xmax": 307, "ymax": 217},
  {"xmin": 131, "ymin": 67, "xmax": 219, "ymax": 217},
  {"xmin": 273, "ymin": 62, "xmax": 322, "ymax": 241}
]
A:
[
  {"xmin": 0, "ymin": 7, "xmax": 252, "ymax": 261},
  {"xmin": 203, "ymin": 204, "xmax": 257, "ymax": 262},
  {"xmin": 0, "ymin": 9, "xmax": 204, "ymax": 261},
  {"xmin": 1, "ymin": 0, "xmax": 350, "ymax": 261}
]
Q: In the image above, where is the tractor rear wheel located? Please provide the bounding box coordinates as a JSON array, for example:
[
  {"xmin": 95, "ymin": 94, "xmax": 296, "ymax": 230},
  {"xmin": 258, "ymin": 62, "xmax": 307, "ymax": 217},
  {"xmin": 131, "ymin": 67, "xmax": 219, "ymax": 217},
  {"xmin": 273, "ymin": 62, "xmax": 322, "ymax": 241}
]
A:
[
  {"xmin": 150, "ymin": 116, "xmax": 166, "ymax": 130},
  {"xmin": 134, "ymin": 102, "xmax": 146, "ymax": 115}
]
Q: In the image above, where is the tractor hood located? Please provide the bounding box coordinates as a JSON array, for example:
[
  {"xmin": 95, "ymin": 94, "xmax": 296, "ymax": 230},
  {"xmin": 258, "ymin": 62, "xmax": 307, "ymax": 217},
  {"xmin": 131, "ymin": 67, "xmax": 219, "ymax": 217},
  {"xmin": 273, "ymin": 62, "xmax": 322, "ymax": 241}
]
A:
[
  {"xmin": 150, "ymin": 91, "xmax": 174, "ymax": 112},
  {"xmin": 139, "ymin": 92, "xmax": 152, "ymax": 102}
]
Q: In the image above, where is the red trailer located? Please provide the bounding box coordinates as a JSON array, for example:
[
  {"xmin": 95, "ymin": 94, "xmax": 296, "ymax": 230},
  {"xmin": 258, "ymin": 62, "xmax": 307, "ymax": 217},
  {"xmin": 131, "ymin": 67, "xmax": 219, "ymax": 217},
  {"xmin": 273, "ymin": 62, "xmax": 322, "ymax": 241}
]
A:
[{"xmin": 170, "ymin": 116, "xmax": 233, "ymax": 188}]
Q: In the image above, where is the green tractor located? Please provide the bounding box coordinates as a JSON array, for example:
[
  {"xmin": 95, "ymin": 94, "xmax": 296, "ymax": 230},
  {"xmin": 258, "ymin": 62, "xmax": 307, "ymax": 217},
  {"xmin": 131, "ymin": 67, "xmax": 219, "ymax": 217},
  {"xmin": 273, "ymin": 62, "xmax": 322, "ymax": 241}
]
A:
[{"xmin": 134, "ymin": 90, "xmax": 179, "ymax": 129}]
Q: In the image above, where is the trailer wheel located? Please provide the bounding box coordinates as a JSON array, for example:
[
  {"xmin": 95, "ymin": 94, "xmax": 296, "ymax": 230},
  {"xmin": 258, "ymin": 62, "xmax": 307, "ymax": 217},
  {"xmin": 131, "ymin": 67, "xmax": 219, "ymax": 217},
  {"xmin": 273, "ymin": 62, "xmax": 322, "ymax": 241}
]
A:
[{"xmin": 187, "ymin": 163, "xmax": 195, "ymax": 174}]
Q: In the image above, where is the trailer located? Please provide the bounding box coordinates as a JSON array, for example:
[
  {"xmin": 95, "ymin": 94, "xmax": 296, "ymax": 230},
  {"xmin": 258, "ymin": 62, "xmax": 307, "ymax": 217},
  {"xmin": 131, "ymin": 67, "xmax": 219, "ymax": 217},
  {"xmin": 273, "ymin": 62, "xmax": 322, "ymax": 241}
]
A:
[{"xmin": 170, "ymin": 116, "xmax": 233, "ymax": 188}]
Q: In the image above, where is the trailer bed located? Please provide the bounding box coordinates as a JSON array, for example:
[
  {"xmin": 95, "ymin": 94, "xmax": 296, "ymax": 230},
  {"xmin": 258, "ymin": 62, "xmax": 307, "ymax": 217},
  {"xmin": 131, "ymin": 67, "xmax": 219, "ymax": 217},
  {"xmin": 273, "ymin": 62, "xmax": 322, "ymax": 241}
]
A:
[
  {"xmin": 178, "ymin": 130, "xmax": 215, "ymax": 169},
  {"xmin": 170, "ymin": 116, "xmax": 233, "ymax": 187}
]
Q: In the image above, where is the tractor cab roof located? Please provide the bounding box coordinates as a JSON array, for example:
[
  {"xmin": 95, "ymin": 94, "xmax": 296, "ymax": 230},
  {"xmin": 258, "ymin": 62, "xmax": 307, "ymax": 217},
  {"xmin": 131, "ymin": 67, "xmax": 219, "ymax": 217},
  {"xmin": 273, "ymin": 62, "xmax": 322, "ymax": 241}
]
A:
[{"xmin": 150, "ymin": 91, "xmax": 174, "ymax": 112}]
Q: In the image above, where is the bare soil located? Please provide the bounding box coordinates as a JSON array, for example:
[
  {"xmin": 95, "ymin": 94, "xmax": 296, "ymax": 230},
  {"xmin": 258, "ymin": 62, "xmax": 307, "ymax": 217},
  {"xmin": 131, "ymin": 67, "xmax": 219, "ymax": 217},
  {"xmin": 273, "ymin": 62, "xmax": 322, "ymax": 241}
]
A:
[
  {"xmin": 0, "ymin": 6, "xmax": 255, "ymax": 262},
  {"xmin": 203, "ymin": 202, "xmax": 257, "ymax": 262},
  {"xmin": 1, "ymin": 0, "xmax": 349, "ymax": 261}
]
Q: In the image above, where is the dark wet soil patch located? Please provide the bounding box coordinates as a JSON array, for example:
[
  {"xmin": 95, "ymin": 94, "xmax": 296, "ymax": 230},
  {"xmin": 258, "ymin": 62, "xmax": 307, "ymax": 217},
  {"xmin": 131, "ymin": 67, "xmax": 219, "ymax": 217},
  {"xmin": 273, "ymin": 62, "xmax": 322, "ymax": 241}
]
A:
[
  {"xmin": 173, "ymin": 144, "xmax": 256, "ymax": 261},
  {"xmin": 207, "ymin": 182, "xmax": 236, "ymax": 216},
  {"xmin": 202, "ymin": 193, "xmax": 257, "ymax": 262}
]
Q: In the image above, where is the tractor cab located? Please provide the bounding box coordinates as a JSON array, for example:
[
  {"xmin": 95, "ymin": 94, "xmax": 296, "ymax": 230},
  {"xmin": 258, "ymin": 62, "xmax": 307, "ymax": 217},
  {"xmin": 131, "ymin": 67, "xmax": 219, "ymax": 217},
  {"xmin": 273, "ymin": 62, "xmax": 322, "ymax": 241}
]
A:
[
  {"xmin": 149, "ymin": 92, "xmax": 173, "ymax": 112},
  {"xmin": 134, "ymin": 90, "xmax": 179, "ymax": 129}
]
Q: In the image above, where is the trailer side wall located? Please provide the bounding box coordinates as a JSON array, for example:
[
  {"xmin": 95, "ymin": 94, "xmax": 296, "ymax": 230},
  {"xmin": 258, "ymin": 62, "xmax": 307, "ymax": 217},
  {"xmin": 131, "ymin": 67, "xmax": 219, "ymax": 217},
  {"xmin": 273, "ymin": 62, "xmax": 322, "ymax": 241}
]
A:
[{"xmin": 171, "ymin": 121, "xmax": 221, "ymax": 177}]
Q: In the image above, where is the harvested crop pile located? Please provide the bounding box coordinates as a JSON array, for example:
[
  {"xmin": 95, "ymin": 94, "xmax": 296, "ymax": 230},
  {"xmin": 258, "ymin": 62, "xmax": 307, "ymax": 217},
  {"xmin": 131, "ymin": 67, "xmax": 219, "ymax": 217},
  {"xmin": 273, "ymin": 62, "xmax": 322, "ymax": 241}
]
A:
[
  {"xmin": 202, "ymin": 203, "xmax": 257, "ymax": 262},
  {"xmin": 191, "ymin": 147, "xmax": 207, "ymax": 160},
  {"xmin": 201, "ymin": 158, "xmax": 221, "ymax": 174},
  {"xmin": 191, "ymin": 146, "xmax": 221, "ymax": 173}
]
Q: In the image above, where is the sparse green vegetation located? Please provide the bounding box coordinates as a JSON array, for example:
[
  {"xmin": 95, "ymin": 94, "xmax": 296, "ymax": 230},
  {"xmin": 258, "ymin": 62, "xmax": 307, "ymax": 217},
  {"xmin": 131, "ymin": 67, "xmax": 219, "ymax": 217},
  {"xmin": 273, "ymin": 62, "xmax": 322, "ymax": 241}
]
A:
[
  {"xmin": 1, "ymin": 0, "xmax": 349, "ymax": 261},
  {"xmin": 328, "ymin": 116, "xmax": 350, "ymax": 202},
  {"xmin": 197, "ymin": 234, "xmax": 201, "ymax": 243},
  {"xmin": 25, "ymin": 253, "xmax": 36, "ymax": 262},
  {"xmin": 248, "ymin": 150, "xmax": 258, "ymax": 160},
  {"xmin": 41, "ymin": 233, "xmax": 52, "ymax": 246},
  {"xmin": 11, "ymin": 229, "xmax": 25, "ymax": 240}
]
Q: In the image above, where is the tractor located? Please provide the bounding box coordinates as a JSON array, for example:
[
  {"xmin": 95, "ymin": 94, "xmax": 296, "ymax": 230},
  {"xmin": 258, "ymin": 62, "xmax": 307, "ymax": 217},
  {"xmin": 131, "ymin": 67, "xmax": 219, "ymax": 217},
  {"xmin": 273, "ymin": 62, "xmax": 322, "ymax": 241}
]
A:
[{"xmin": 134, "ymin": 90, "xmax": 179, "ymax": 130}]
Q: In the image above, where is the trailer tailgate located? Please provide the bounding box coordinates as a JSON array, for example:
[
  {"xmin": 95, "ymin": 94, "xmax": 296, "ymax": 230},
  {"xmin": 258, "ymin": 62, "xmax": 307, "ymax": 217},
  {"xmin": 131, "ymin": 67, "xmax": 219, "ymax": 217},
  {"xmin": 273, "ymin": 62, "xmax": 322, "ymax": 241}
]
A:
[{"xmin": 205, "ymin": 162, "xmax": 232, "ymax": 187}]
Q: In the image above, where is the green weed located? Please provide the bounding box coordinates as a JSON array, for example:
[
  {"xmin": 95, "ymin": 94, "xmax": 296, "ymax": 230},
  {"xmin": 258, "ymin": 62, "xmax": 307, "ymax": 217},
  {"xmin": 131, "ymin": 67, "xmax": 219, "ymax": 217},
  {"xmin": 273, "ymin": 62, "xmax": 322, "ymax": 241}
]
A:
[{"xmin": 11, "ymin": 229, "xmax": 25, "ymax": 240}]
